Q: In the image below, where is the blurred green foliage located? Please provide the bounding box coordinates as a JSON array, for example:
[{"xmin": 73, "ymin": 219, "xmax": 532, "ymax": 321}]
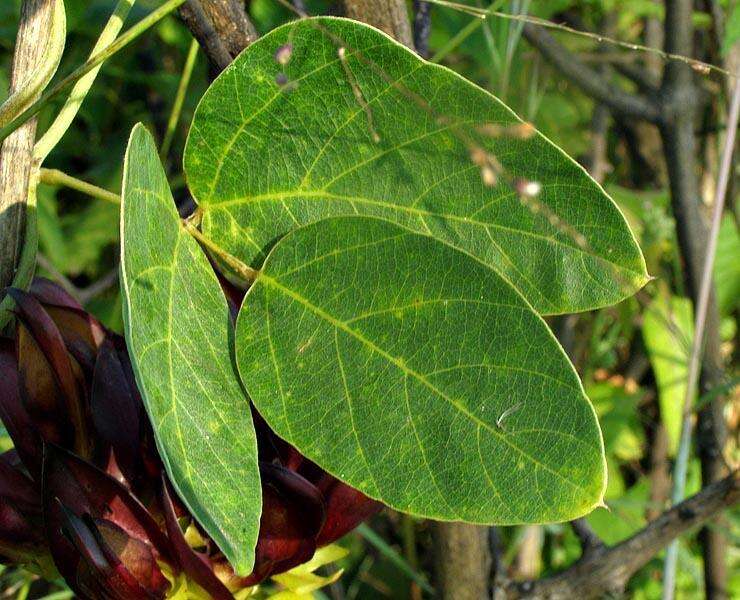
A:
[{"xmin": 0, "ymin": 1, "xmax": 737, "ymax": 599}]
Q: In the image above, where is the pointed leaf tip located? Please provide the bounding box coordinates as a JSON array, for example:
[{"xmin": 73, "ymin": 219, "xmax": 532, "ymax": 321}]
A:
[
  {"xmin": 121, "ymin": 123, "xmax": 261, "ymax": 575},
  {"xmin": 237, "ymin": 216, "xmax": 606, "ymax": 524},
  {"xmin": 185, "ymin": 16, "xmax": 647, "ymax": 315}
]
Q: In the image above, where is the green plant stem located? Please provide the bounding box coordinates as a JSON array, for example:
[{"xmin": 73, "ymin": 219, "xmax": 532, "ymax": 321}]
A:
[
  {"xmin": 430, "ymin": 0, "xmax": 506, "ymax": 63},
  {"xmin": 0, "ymin": 0, "xmax": 65, "ymax": 129},
  {"xmin": 38, "ymin": 168, "xmax": 120, "ymax": 205},
  {"xmin": 182, "ymin": 219, "xmax": 259, "ymax": 282},
  {"xmin": 160, "ymin": 38, "xmax": 199, "ymax": 162},
  {"xmin": 33, "ymin": 0, "xmax": 136, "ymax": 163},
  {"xmin": 355, "ymin": 523, "xmax": 434, "ymax": 594},
  {"xmin": 0, "ymin": 0, "xmax": 188, "ymax": 146}
]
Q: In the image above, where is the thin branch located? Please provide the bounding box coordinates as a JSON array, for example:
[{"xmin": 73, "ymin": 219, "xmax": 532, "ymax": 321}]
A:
[
  {"xmin": 38, "ymin": 168, "xmax": 120, "ymax": 205},
  {"xmin": 521, "ymin": 23, "xmax": 661, "ymax": 123},
  {"xmin": 413, "ymin": 0, "xmax": 432, "ymax": 58},
  {"xmin": 500, "ymin": 471, "xmax": 739, "ymax": 599},
  {"xmin": 182, "ymin": 218, "xmax": 259, "ymax": 283},
  {"xmin": 77, "ymin": 268, "xmax": 119, "ymax": 304},
  {"xmin": 36, "ymin": 253, "xmax": 77, "ymax": 297},
  {"xmin": 570, "ymin": 519, "xmax": 604, "ymax": 559},
  {"xmin": 36, "ymin": 255, "xmax": 119, "ymax": 304},
  {"xmin": 424, "ymin": 0, "xmax": 732, "ymax": 79},
  {"xmin": 662, "ymin": 42, "xmax": 740, "ymax": 600}
]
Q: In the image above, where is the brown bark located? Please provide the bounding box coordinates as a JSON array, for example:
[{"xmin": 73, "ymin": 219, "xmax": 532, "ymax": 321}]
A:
[
  {"xmin": 338, "ymin": 0, "xmax": 414, "ymax": 49},
  {"xmin": 179, "ymin": 0, "xmax": 258, "ymax": 71},
  {"xmin": 500, "ymin": 471, "xmax": 739, "ymax": 599},
  {"xmin": 0, "ymin": 1, "xmax": 54, "ymax": 302},
  {"xmin": 648, "ymin": 423, "xmax": 671, "ymax": 521},
  {"xmin": 659, "ymin": 2, "xmax": 729, "ymax": 596},
  {"xmin": 432, "ymin": 522, "xmax": 492, "ymax": 600}
]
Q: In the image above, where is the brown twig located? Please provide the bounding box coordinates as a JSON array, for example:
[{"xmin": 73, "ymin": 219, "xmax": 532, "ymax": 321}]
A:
[
  {"xmin": 499, "ymin": 471, "xmax": 739, "ymax": 599},
  {"xmin": 413, "ymin": 0, "xmax": 432, "ymax": 58},
  {"xmin": 521, "ymin": 23, "xmax": 661, "ymax": 123},
  {"xmin": 658, "ymin": 3, "xmax": 732, "ymax": 596},
  {"xmin": 338, "ymin": 0, "xmax": 414, "ymax": 49},
  {"xmin": 179, "ymin": 0, "xmax": 258, "ymax": 71},
  {"xmin": 570, "ymin": 519, "xmax": 604, "ymax": 559}
]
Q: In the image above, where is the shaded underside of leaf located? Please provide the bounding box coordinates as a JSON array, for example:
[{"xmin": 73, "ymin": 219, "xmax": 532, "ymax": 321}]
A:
[
  {"xmin": 120, "ymin": 124, "xmax": 261, "ymax": 576},
  {"xmin": 236, "ymin": 216, "xmax": 606, "ymax": 524},
  {"xmin": 185, "ymin": 16, "xmax": 647, "ymax": 316}
]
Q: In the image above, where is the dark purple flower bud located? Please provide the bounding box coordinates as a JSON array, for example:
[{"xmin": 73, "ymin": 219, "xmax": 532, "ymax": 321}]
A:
[
  {"xmin": 55, "ymin": 501, "xmax": 168, "ymax": 599},
  {"xmin": 242, "ymin": 462, "xmax": 326, "ymax": 585},
  {"xmin": 42, "ymin": 444, "xmax": 172, "ymax": 562},
  {"xmin": 91, "ymin": 338, "xmax": 143, "ymax": 482},
  {"xmin": 8, "ymin": 288, "xmax": 91, "ymax": 457},
  {"xmin": 316, "ymin": 476, "xmax": 382, "ymax": 546},
  {"xmin": 0, "ymin": 338, "xmax": 43, "ymax": 476},
  {"xmin": 0, "ymin": 279, "xmax": 384, "ymax": 595},
  {"xmin": 0, "ymin": 453, "xmax": 45, "ymax": 563},
  {"xmin": 30, "ymin": 278, "xmax": 107, "ymax": 374},
  {"xmin": 161, "ymin": 477, "xmax": 233, "ymax": 600}
]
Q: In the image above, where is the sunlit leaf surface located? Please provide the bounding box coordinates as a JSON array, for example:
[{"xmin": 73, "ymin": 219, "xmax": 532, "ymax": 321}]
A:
[
  {"xmin": 236, "ymin": 216, "xmax": 606, "ymax": 523},
  {"xmin": 185, "ymin": 17, "xmax": 647, "ymax": 316},
  {"xmin": 120, "ymin": 124, "xmax": 260, "ymax": 575}
]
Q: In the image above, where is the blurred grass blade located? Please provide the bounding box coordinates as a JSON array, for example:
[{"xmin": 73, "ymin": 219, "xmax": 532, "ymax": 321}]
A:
[
  {"xmin": 0, "ymin": 0, "xmax": 188, "ymax": 146},
  {"xmin": 160, "ymin": 38, "xmax": 199, "ymax": 162},
  {"xmin": 356, "ymin": 524, "xmax": 434, "ymax": 594},
  {"xmin": 34, "ymin": 0, "xmax": 137, "ymax": 163}
]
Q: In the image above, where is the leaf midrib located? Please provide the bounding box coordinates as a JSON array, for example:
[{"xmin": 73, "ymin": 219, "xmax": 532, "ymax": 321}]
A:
[
  {"xmin": 204, "ymin": 191, "xmax": 643, "ymax": 281},
  {"xmin": 123, "ymin": 190, "xmax": 251, "ymax": 563},
  {"xmin": 257, "ymin": 271, "xmax": 590, "ymax": 495},
  {"xmin": 200, "ymin": 40, "xmax": 394, "ymax": 204}
]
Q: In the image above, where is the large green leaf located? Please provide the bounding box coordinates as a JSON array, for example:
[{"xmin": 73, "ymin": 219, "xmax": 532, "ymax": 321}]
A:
[
  {"xmin": 120, "ymin": 124, "xmax": 260, "ymax": 575},
  {"xmin": 236, "ymin": 216, "xmax": 606, "ymax": 523},
  {"xmin": 185, "ymin": 17, "xmax": 647, "ymax": 316}
]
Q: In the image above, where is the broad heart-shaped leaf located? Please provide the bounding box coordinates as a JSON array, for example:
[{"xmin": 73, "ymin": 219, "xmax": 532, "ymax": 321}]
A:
[
  {"xmin": 236, "ymin": 216, "xmax": 606, "ymax": 523},
  {"xmin": 185, "ymin": 16, "xmax": 647, "ymax": 316},
  {"xmin": 120, "ymin": 124, "xmax": 260, "ymax": 576}
]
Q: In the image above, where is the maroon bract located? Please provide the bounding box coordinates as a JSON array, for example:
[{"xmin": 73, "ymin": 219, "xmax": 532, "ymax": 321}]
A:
[{"xmin": 0, "ymin": 278, "xmax": 382, "ymax": 598}]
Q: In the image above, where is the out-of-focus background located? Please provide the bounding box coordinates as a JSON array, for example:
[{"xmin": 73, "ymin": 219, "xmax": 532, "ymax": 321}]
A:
[{"xmin": 1, "ymin": 1, "xmax": 738, "ymax": 598}]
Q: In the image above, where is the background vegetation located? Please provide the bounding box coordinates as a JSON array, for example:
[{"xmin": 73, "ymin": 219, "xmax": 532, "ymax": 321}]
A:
[{"xmin": 0, "ymin": 1, "xmax": 737, "ymax": 598}]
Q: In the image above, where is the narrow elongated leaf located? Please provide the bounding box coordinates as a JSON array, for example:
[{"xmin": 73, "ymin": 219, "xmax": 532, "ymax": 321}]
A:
[
  {"xmin": 185, "ymin": 17, "xmax": 647, "ymax": 316},
  {"xmin": 120, "ymin": 124, "xmax": 260, "ymax": 576},
  {"xmin": 236, "ymin": 216, "xmax": 606, "ymax": 523}
]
